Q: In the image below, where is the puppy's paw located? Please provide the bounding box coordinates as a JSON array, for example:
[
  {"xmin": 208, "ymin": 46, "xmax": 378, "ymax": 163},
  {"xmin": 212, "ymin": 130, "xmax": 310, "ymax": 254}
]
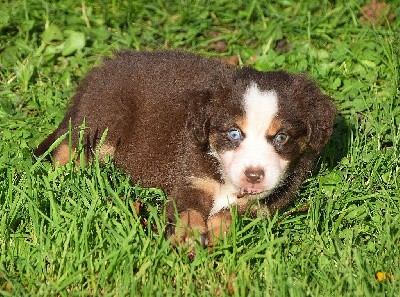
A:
[
  {"xmin": 171, "ymin": 209, "xmax": 208, "ymax": 258},
  {"xmin": 207, "ymin": 210, "xmax": 232, "ymax": 246}
]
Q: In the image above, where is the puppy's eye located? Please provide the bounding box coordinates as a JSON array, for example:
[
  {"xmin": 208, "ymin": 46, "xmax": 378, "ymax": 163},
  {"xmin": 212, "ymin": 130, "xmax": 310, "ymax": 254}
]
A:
[
  {"xmin": 273, "ymin": 132, "xmax": 289, "ymax": 145},
  {"xmin": 228, "ymin": 128, "xmax": 242, "ymax": 141}
]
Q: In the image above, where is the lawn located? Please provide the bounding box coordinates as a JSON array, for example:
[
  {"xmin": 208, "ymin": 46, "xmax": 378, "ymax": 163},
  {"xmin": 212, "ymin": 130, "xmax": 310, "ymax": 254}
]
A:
[{"xmin": 1, "ymin": 0, "xmax": 399, "ymax": 295}]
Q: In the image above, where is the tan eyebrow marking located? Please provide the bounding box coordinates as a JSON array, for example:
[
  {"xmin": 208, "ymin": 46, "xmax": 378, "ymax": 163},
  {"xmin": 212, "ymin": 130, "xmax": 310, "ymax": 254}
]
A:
[{"xmin": 267, "ymin": 117, "xmax": 282, "ymax": 136}]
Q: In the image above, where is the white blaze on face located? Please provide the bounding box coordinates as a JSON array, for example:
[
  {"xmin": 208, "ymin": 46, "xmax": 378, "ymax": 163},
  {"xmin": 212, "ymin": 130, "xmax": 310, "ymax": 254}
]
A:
[{"xmin": 212, "ymin": 83, "xmax": 290, "ymax": 215}]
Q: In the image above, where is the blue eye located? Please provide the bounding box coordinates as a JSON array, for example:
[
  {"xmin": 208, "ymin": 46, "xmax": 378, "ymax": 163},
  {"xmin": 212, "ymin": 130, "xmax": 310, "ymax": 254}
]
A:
[
  {"xmin": 273, "ymin": 132, "xmax": 289, "ymax": 145},
  {"xmin": 228, "ymin": 128, "xmax": 242, "ymax": 141}
]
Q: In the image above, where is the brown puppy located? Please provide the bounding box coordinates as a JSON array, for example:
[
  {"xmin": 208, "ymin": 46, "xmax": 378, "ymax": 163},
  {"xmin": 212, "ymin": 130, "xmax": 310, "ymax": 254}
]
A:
[{"xmin": 35, "ymin": 51, "xmax": 336, "ymax": 246}]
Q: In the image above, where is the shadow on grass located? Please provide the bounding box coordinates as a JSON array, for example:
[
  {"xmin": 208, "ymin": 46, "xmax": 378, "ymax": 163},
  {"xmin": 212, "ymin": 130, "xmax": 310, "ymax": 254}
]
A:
[{"xmin": 319, "ymin": 114, "xmax": 353, "ymax": 169}]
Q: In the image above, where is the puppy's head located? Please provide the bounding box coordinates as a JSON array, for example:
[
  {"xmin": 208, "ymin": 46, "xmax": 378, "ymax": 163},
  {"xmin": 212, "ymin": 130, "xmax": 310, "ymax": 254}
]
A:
[{"xmin": 187, "ymin": 69, "xmax": 336, "ymax": 197}]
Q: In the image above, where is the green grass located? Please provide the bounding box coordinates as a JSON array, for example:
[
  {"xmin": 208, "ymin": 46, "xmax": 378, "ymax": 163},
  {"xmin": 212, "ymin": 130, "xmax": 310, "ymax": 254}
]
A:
[{"xmin": 1, "ymin": 0, "xmax": 400, "ymax": 295}]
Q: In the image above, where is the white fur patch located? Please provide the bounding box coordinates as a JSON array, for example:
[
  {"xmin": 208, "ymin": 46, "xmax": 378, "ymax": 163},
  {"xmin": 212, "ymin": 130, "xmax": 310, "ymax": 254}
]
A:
[
  {"xmin": 244, "ymin": 82, "xmax": 278, "ymax": 135},
  {"xmin": 209, "ymin": 182, "xmax": 238, "ymax": 217},
  {"xmin": 189, "ymin": 176, "xmax": 238, "ymax": 217},
  {"xmin": 210, "ymin": 82, "xmax": 290, "ymax": 216}
]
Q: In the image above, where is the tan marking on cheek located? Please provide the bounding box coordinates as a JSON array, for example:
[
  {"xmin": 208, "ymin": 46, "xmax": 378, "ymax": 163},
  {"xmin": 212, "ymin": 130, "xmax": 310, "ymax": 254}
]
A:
[
  {"xmin": 267, "ymin": 117, "xmax": 282, "ymax": 136},
  {"xmin": 53, "ymin": 142, "xmax": 74, "ymax": 166},
  {"xmin": 189, "ymin": 177, "xmax": 219, "ymax": 197}
]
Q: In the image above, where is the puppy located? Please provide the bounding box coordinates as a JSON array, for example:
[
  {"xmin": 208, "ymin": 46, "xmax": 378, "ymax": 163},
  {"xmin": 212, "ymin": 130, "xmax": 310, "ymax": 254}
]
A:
[{"xmin": 35, "ymin": 51, "xmax": 336, "ymax": 246}]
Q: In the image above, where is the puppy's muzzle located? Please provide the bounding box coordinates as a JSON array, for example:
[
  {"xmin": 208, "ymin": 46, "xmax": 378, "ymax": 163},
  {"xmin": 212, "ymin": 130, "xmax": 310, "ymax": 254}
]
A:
[{"xmin": 244, "ymin": 167, "xmax": 265, "ymax": 184}]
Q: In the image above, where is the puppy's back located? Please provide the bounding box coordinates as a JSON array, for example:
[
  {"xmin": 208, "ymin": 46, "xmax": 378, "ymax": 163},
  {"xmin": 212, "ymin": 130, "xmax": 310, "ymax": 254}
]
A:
[
  {"xmin": 35, "ymin": 51, "xmax": 231, "ymax": 187},
  {"xmin": 58, "ymin": 51, "xmax": 228, "ymax": 129}
]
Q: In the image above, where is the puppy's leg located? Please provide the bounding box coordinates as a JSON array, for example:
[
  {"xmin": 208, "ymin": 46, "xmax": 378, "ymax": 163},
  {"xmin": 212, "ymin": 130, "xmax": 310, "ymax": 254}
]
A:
[
  {"xmin": 51, "ymin": 140, "xmax": 87, "ymax": 167},
  {"xmin": 172, "ymin": 208, "xmax": 208, "ymax": 249},
  {"xmin": 35, "ymin": 127, "xmax": 82, "ymax": 166},
  {"xmin": 207, "ymin": 209, "xmax": 232, "ymax": 246},
  {"xmin": 53, "ymin": 142, "xmax": 76, "ymax": 166}
]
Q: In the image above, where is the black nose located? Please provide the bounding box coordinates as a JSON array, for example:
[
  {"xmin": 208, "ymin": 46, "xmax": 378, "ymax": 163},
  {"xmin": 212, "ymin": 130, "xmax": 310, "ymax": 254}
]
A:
[{"xmin": 244, "ymin": 167, "xmax": 265, "ymax": 184}]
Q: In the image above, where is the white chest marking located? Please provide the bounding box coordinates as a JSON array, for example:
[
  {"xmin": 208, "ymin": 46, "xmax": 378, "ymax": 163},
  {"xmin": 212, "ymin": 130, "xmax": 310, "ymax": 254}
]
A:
[{"xmin": 209, "ymin": 183, "xmax": 238, "ymax": 217}]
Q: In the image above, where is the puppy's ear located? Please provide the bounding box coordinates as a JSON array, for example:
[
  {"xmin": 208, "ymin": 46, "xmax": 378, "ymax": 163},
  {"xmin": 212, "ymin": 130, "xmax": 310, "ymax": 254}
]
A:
[
  {"xmin": 306, "ymin": 93, "xmax": 336, "ymax": 154},
  {"xmin": 185, "ymin": 89, "xmax": 213, "ymax": 148},
  {"xmin": 293, "ymin": 76, "xmax": 336, "ymax": 154}
]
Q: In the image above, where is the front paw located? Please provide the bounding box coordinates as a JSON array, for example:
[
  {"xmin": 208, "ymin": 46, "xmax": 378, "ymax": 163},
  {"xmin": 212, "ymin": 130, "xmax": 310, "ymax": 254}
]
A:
[
  {"xmin": 207, "ymin": 210, "xmax": 232, "ymax": 246},
  {"xmin": 171, "ymin": 209, "xmax": 208, "ymax": 257}
]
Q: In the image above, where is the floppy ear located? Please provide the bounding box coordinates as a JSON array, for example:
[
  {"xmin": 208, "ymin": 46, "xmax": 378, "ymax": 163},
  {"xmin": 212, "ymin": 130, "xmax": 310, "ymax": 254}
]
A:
[
  {"xmin": 306, "ymin": 93, "xmax": 336, "ymax": 154},
  {"xmin": 185, "ymin": 89, "xmax": 213, "ymax": 148},
  {"xmin": 292, "ymin": 75, "xmax": 336, "ymax": 154}
]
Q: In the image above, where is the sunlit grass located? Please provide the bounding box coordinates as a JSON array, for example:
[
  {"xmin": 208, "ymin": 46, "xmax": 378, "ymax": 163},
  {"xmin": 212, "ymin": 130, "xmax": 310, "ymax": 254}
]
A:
[{"xmin": 0, "ymin": 0, "xmax": 399, "ymax": 295}]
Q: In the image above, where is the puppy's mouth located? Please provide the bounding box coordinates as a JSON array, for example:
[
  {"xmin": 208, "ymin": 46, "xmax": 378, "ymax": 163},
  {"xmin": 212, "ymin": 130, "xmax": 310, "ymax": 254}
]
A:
[{"xmin": 237, "ymin": 187, "xmax": 269, "ymax": 199}]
